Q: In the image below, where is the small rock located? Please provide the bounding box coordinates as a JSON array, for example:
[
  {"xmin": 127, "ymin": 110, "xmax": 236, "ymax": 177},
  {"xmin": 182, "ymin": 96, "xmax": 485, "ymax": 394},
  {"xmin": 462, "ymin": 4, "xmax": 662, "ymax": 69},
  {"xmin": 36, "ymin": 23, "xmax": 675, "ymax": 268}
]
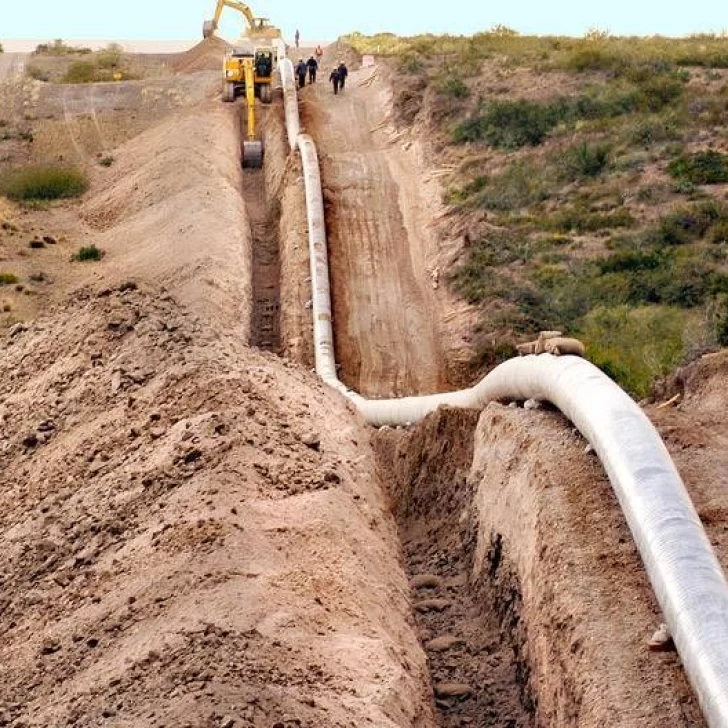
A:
[
  {"xmin": 426, "ymin": 634, "xmax": 464, "ymax": 652},
  {"xmin": 434, "ymin": 682, "xmax": 473, "ymax": 698},
  {"xmin": 524, "ymin": 398, "xmax": 542, "ymax": 410},
  {"xmin": 413, "ymin": 598, "xmax": 451, "ymax": 613},
  {"xmin": 411, "ymin": 574, "xmax": 443, "ymax": 590},
  {"xmin": 149, "ymin": 427, "xmax": 166, "ymax": 440},
  {"xmin": 39, "ymin": 637, "xmax": 61, "ymax": 655},
  {"xmin": 301, "ymin": 432, "xmax": 320, "ymax": 451},
  {"xmin": 42, "ymin": 235, "xmax": 57, "ymax": 245},
  {"xmin": 584, "ymin": 443, "xmax": 594, "ymax": 455},
  {"xmin": 647, "ymin": 622, "xmax": 675, "ymax": 652},
  {"xmin": 323, "ymin": 470, "xmax": 340, "ymax": 484},
  {"xmin": 111, "ymin": 370, "xmax": 123, "ymax": 394},
  {"xmin": 37, "ymin": 419, "xmax": 55, "ymax": 432},
  {"xmin": 22, "ymin": 432, "xmax": 38, "ymax": 448},
  {"xmin": 86, "ymin": 637, "xmax": 99, "ymax": 649},
  {"xmin": 9, "ymin": 322, "xmax": 27, "ymax": 337},
  {"xmin": 220, "ymin": 717, "xmax": 235, "ymax": 728}
]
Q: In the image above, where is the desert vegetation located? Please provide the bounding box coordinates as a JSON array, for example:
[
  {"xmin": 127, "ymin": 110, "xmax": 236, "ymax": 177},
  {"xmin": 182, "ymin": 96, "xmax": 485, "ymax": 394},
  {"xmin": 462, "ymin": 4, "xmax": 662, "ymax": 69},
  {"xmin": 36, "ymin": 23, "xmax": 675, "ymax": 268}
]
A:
[
  {"xmin": 27, "ymin": 41, "xmax": 137, "ymax": 84},
  {"xmin": 0, "ymin": 167, "xmax": 89, "ymax": 201},
  {"xmin": 345, "ymin": 28, "xmax": 728, "ymax": 395}
]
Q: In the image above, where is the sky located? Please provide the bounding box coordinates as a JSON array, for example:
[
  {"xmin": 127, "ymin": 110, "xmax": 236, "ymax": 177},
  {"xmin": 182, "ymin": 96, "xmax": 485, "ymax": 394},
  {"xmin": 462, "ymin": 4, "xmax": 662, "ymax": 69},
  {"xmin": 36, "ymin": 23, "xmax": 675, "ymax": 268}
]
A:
[{"xmin": 0, "ymin": 0, "xmax": 725, "ymax": 47}]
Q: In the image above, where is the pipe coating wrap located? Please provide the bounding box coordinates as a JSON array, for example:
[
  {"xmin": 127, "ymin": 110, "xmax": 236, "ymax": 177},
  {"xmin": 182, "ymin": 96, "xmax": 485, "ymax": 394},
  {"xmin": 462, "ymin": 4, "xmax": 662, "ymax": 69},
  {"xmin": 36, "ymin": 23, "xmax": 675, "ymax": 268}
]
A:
[{"xmin": 277, "ymin": 56, "xmax": 728, "ymax": 728}]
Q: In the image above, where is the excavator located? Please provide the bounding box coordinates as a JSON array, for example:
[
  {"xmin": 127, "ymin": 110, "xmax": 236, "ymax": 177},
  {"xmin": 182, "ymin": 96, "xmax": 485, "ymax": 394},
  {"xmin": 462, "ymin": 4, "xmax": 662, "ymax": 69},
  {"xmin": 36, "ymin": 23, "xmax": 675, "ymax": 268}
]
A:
[
  {"xmin": 203, "ymin": 1, "xmax": 281, "ymax": 167},
  {"xmin": 236, "ymin": 47, "xmax": 264, "ymax": 168},
  {"xmin": 202, "ymin": 0, "xmax": 282, "ymax": 42}
]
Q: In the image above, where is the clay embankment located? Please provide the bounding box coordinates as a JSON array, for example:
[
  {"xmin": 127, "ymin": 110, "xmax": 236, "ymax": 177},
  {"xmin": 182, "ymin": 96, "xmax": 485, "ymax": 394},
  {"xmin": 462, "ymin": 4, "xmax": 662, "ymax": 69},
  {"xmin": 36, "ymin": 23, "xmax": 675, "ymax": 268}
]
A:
[{"xmin": 0, "ymin": 95, "xmax": 435, "ymax": 727}]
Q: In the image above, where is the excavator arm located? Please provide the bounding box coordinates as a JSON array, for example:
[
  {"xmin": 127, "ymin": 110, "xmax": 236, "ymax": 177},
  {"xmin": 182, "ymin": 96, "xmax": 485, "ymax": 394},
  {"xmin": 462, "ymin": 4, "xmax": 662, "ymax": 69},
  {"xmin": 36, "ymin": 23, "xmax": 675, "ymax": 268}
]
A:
[
  {"xmin": 203, "ymin": 0, "xmax": 256, "ymax": 38},
  {"xmin": 241, "ymin": 57, "xmax": 263, "ymax": 167}
]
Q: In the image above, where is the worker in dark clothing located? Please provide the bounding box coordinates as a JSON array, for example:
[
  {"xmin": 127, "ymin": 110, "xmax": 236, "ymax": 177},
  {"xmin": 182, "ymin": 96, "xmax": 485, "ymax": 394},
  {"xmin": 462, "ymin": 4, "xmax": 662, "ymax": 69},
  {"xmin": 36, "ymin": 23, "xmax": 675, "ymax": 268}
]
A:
[
  {"xmin": 294, "ymin": 29, "xmax": 300, "ymax": 48},
  {"xmin": 307, "ymin": 55, "xmax": 318, "ymax": 83},
  {"xmin": 337, "ymin": 61, "xmax": 348, "ymax": 91},
  {"xmin": 296, "ymin": 59, "xmax": 307, "ymax": 89},
  {"xmin": 329, "ymin": 66, "xmax": 341, "ymax": 95}
]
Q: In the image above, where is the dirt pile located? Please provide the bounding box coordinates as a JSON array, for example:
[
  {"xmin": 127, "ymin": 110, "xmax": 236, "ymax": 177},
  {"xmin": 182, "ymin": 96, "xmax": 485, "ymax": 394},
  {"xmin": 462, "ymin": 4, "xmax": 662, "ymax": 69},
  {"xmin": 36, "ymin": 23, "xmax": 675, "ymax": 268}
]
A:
[
  {"xmin": 80, "ymin": 101, "xmax": 252, "ymax": 337},
  {"xmin": 0, "ymin": 70, "xmax": 435, "ymax": 727},
  {"xmin": 171, "ymin": 37, "xmax": 229, "ymax": 74},
  {"xmin": 0, "ymin": 282, "xmax": 431, "ymax": 727},
  {"xmin": 648, "ymin": 350, "xmax": 728, "ymax": 588}
]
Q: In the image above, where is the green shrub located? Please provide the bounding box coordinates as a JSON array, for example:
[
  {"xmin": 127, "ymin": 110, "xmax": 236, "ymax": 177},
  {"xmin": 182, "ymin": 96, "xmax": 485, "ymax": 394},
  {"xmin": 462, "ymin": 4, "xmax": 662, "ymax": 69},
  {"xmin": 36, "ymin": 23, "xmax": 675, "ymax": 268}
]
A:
[
  {"xmin": 658, "ymin": 200, "xmax": 726, "ymax": 245},
  {"xmin": 0, "ymin": 272, "xmax": 19, "ymax": 285},
  {"xmin": 438, "ymin": 76, "xmax": 469, "ymax": 98},
  {"xmin": 34, "ymin": 39, "xmax": 92, "ymax": 56},
  {"xmin": 710, "ymin": 220, "xmax": 728, "ymax": 244},
  {"xmin": 668, "ymin": 150, "xmax": 728, "ymax": 185},
  {"xmin": 716, "ymin": 297, "xmax": 728, "ymax": 346},
  {"xmin": 477, "ymin": 160, "xmax": 554, "ymax": 211},
  {"xmin": 96, "ymin": 43, "xmax": 123, "ymax": 69},
  {"xmin": 625, "ymin": 116, "xmax": 682, "ymax": 148},
  {"xmin": 72, "ymin": 244, "xmax": 105, "ymax": 262},
  {"xmin": 444, "ymin": 175, "xmax": 488, "ymax": 206},
  {"xmin": 582, "ymin": 305, "xmax": 688, "ymax": 396},
  {"xmin": 561, "ymin": 142, "xmax": 610, "ymax": 179},
  {"xmin": 62, "ymin": 61, "xmax": 98, "ymax": 84},
  {"xmin": 26, "ymin": 65, "xmax": 50, "ymax": 82},
  {"xmin": 544, "ymin": 206, "xmax": 634, "ymax": 233},
  {"xmin": 453, "ymin": 99, "xmax": 555, "ymax": 148},
  {"xmin": 0, "ymin": 167, "xmax": 89, "ymax": 200}
]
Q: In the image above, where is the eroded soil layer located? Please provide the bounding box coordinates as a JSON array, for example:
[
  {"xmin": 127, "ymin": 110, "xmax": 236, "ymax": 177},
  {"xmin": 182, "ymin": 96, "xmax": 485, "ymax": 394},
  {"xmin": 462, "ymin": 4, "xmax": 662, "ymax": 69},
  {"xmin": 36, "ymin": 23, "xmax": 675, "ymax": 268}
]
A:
[{"xmin": 375, "ymin": 409, "xmax": 536, "ymax": 727}]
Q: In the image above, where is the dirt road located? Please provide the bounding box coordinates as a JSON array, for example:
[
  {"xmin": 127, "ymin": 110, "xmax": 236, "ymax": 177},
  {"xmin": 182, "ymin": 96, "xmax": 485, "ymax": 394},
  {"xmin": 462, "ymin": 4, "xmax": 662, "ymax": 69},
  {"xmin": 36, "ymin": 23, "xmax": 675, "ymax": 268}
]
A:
[{"xmin": 301, "ymin": 65, "xmax": 447, "ymax": 398}]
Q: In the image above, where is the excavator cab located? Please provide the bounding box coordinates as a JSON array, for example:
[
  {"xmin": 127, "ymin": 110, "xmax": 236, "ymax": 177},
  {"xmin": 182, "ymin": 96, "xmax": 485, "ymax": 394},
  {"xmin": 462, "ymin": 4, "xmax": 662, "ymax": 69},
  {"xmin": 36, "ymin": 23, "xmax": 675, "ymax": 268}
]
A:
[{"xmin": 223, "ymin": 44, "xmax": 273, "ymax": 103}]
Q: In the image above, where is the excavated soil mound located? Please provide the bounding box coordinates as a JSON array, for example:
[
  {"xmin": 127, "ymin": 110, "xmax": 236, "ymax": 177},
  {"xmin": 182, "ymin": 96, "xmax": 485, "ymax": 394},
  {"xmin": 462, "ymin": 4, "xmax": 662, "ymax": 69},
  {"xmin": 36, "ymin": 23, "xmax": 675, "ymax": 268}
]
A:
[
  {"xmin": 171, "ymin": 37, "xmax": 229, "ymax": 74},
  {"xmin": 0, "ymin": 78, "xmax": 434, "ymax": 727}
]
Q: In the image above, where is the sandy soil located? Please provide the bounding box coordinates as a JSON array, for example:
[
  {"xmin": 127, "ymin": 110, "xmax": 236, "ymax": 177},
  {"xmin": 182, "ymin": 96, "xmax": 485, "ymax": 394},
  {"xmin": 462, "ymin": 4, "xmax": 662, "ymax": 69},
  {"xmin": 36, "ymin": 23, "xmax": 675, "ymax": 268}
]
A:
[
  {"xmin": 300, "ymin": 61, "xmax": 456, "ymax": 398},
  {"xmin": 0, "ymin": 56, "xmax": 435, "ymax": 727}
]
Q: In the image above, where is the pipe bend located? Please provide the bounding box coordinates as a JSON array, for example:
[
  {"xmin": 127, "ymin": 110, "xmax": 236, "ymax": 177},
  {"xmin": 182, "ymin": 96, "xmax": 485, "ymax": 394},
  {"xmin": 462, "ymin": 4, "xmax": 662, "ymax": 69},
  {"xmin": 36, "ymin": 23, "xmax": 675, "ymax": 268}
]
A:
[{"xmin": 276, "ymin": 57, "xmax": 728, "ymax": 728}]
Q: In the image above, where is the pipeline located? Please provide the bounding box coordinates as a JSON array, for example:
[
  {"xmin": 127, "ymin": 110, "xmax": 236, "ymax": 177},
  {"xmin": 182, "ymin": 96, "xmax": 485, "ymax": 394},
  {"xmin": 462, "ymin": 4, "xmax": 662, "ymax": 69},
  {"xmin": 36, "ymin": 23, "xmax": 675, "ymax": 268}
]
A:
[{"xmin": 276, "ymin": 55, "xmax": 728, "ymax": 727}]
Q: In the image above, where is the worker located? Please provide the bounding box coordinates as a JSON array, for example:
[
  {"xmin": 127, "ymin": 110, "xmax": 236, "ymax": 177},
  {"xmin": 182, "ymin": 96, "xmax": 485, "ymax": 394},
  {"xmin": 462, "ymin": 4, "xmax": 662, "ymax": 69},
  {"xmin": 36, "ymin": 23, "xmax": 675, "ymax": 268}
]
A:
[
  {"xmin": 295, "ymin": 29, "xmax": 300, "ymax": 48},
  {"xmin": 296, "ymin": 59, "xmax": 307, "ymax": 89},
  {"xmin": 315, "ymin": 44, "xmax": 324, "ymax": 61},
  {"xmin": 337, "ymin": 61, "xmax": 349, "ymax": 91},
  {"xmin": 329, "ymin": 66, "xmax": 341, "ymax": 95},
  {"xmin": 307, "ymin": 55, "xmax": 318, "ymax": 84}
]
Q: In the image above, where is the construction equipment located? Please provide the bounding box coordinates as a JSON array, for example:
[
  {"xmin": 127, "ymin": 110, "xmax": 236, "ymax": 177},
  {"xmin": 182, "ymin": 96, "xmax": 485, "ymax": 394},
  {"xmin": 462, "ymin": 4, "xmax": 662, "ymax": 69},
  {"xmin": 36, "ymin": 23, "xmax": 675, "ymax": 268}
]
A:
[
  {"xmin": 222, "ymin": 40, "xmax": 274, "ymax": 104},
  {"xmin": 234, "ymin": 48, "xmax": 264, "ymax": 168},
  {"xmin": 202, "ymin": 0, "xmax": 281, "ymax": 42}
]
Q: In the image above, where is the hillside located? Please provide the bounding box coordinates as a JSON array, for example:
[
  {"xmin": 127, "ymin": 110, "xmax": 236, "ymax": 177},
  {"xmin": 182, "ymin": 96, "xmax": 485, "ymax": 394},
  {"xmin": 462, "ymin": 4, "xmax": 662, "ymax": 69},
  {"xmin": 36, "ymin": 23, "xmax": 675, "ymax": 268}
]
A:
[{"xmin": 345, "ymin": 30, "xmax": 728, "ymax": 396}]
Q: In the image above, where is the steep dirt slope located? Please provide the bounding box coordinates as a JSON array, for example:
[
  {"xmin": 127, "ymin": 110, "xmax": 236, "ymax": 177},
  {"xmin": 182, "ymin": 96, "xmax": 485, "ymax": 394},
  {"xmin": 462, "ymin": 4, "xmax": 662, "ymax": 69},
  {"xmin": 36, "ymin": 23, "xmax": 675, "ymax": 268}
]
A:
[{"xmin": 0, "ymin": 90, "xmax": 435, "ymax": 728}]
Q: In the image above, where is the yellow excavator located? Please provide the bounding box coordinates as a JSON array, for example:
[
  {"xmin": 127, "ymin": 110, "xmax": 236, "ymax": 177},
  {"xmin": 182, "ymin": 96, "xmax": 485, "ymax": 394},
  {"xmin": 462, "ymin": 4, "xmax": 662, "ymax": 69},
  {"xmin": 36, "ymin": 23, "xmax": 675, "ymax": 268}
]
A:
[
  {"xmin": 202, "ymin": 0, "xmax": 281, "ymax": 42},
  {"xmin": 237, "ymin": 49, "xmax": 264, "ymax": 168}
]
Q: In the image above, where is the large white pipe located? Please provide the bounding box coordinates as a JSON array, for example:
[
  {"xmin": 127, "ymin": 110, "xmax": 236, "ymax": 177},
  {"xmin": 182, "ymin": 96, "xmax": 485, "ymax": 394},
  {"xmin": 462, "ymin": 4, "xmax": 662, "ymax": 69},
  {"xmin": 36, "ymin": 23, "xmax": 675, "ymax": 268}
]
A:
[{"xmin": 278, "ymin": 58, "xmax": 728, "ymax": 727}]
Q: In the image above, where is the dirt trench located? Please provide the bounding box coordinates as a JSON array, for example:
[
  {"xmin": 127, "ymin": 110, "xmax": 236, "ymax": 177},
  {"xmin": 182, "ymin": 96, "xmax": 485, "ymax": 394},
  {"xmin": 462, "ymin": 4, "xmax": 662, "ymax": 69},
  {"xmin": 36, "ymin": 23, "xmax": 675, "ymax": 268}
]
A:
[{"xmin": 240, "ymin": 103, "xmax": 282, "ymax": 352}]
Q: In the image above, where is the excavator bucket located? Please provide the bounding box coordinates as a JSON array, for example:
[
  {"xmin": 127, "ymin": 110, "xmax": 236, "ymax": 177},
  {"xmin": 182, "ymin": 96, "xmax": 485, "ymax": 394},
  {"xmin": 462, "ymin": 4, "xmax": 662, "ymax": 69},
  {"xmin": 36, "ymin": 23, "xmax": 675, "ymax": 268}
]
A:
[
  {"xmin": 202, "ymin": 20, "xmax": 216, "ymax": 38},
  {"xmin": 242, "ymin": 140, "xmax": 263, "ymax": 168}
]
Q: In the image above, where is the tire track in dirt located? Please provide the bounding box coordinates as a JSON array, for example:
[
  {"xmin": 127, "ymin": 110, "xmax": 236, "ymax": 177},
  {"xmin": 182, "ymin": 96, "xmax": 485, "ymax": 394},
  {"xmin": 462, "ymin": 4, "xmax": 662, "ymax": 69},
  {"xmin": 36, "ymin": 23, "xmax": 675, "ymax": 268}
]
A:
[{"xmin": 300, "ymin": 73, "xmax": 444, "ymax": 398}]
